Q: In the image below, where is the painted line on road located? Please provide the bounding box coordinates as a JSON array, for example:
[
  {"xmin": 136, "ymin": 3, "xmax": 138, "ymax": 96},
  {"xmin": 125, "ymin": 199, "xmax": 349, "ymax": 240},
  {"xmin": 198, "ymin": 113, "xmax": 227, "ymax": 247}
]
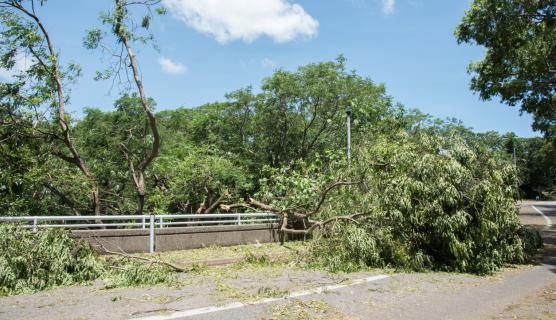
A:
[
  {"xmin": 531, "ymin": 205, "xmax": 553, "ymax": 227},
  {"xmin": 130, "ymin": 274, "xmax": 390, "ymax": 320}
]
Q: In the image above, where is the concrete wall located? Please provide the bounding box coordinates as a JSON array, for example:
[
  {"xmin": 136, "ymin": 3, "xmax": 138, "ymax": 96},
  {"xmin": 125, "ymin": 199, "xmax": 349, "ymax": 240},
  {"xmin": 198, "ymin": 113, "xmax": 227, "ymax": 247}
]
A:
[{"xmin": 72, "ymin": 223, "xmax": 279, "ymax": 253}]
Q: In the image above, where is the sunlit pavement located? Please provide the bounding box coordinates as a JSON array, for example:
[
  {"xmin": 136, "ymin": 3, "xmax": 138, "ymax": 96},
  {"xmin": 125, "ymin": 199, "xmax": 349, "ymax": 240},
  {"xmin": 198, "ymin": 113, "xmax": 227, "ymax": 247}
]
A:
[{"xmin": 150, "ymin": 202, "xmax": 556, "ymax": 320}]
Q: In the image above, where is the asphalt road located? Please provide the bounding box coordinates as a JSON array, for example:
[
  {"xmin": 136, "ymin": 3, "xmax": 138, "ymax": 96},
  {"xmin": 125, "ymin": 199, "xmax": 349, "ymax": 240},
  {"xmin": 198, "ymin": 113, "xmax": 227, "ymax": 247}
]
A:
[{"xmin": 146, "ymin": 201, "xmax": 556, "ymax": 320}]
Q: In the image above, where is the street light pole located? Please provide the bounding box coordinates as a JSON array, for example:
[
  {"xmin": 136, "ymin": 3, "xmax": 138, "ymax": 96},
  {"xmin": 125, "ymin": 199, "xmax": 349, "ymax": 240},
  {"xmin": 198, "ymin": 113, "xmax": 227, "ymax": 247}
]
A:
[{"xmin": 345, "ymin": 106, "xmax": 352, "ymax": 164}]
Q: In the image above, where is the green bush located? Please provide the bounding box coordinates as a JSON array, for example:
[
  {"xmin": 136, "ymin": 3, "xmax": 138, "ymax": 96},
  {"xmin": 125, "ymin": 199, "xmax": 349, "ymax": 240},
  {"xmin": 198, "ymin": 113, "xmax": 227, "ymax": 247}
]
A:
[{"xmin": 0, "ymin": 225, "xmax": 104, "ymax": 295}]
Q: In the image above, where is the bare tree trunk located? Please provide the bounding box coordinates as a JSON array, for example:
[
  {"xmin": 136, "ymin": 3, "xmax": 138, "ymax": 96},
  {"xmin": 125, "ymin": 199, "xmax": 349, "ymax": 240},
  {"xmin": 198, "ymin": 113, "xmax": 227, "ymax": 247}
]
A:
[
  {"xmin": 137, "ymin": 193, "xmax": 145, "ymax": 215},
  {"xmin": 111, "ymin": 0, "xmax": 159, "ymax": 216},
  {"xmin": 114, "ymin": 0, "xmax": 161, "ymax": 216}
]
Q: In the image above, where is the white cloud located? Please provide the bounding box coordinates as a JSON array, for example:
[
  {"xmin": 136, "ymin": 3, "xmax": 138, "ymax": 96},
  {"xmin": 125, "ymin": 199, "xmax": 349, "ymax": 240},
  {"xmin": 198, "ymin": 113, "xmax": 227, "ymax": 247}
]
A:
[
  {"xmin": 261, "ymin": 58, "xmax": 277, "ymax": 69},
  {"xmin": 158, "ymin": 56, "xmax": 187, "ymax": 75},
  {"xmin": 162, "ymin": 0, "xmax": 319, "ymax": 43},
  {"xmin": 382, "ymin": 0, "xmax": 395, "ymax": 15}
]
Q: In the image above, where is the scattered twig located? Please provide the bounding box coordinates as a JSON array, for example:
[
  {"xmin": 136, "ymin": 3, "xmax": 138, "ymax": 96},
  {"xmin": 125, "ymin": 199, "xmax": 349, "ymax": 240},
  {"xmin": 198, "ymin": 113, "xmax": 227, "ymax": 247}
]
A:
[{"xmin": 92, "ymin": 237, "xmax": 188, "ymax": 272}]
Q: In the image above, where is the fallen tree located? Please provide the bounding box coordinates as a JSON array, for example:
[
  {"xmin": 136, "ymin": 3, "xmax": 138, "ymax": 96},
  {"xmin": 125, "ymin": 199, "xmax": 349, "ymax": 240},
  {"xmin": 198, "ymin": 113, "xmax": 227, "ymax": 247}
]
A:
[{"xmin": 223, "ymin": 129, "xmax": 541, "ymax": 274}]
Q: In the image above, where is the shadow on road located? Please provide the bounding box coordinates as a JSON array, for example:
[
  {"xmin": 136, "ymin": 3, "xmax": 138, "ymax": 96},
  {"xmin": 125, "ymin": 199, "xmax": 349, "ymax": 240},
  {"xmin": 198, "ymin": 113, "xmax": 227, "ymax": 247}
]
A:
[
  {"xmin": 522, "ymin": 202, "xmax": 556, "ymax": 273},
  {"xmin": 540, "ymin": 226, "xmax": 556, "ymax": 274}
]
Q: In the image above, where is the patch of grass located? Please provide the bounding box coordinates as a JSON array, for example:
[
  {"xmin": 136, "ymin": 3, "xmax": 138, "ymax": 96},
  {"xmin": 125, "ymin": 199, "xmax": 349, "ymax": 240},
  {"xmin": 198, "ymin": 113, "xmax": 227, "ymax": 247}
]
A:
[
  {"xmin": 102, "ymin": 259, "xmax": 177, "ymax": 289},
  {"xmin": 149, "ymin": 241, "xmax": 308, "ymax": 266},
  {"xmin": 215, "ymin": 280, "xmax": 290, "ymax": 301},
  {"xmin": 141, "ymin": 294, "xmax": 183, "ymax": 304},
  {"xmin": 215, "ymin": 281, "xmax": 250, "ymax": 300},
  {"xmin": 244, "ymin": 251, "xmax": 271, "ymax": 265},
  {"xmin": 267, "ymin": 299, "xmax": 354, "ymax": 320},
  {"xmin": 256, "ymin": 286, "xmax": 290, "ymax": 298}
]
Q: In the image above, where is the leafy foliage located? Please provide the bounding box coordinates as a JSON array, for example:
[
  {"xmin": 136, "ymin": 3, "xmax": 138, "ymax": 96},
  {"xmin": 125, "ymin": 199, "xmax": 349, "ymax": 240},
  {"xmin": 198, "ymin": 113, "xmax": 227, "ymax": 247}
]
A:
[
  {"xmin": 0, "ymin": 226, "xmax": 104, "ymax": 296},
  {"xmin": 262, "ymin": 130, "xmax": 535, "ymax": 274},
  {"xmin": 456, "ymin": 0, "xmax": 556, "ymax": 138},
  {"xmin": 150, "ymin": 148, "xmax": 252, "ymax": 213},
  {"xmin": 0, "ymin": 225, "xmax": 182, "ymax": 295}
]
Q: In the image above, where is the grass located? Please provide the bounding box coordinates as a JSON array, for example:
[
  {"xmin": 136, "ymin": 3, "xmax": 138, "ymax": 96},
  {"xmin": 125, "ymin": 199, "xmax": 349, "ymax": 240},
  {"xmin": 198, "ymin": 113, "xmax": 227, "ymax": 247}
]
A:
[
  {"xmin": 98, "ymin": 241, "xmax": 309, "ymax": 289},
  {"xmin": 144, "ymin": 241, "xmax": 308, "ymax": 266},
  {"xmin": 267, "ymin": 299, "xmax": 355, "ymax": 320}
]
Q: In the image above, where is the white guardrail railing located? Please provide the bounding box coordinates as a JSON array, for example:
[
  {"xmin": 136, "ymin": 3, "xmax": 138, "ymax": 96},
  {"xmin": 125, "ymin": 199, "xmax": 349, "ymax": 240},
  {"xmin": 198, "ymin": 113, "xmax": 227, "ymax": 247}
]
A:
[{"xmin": 0, "ymin": 213, "xmax": 279, "ymax": 253}]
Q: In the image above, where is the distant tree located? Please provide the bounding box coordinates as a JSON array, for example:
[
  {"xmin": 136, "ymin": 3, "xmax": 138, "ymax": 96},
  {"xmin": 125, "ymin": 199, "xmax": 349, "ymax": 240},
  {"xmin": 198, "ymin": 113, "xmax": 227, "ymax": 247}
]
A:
[
  {"xmin": 181, "ymin": 57, "xmax": 394, "ymax": 170},
  {"xmin": 254, "ymin": 56, "xmax": 392, "ymax": 166},
  {"xmin": 84, "ymin": 0, "xmax": 164, "ymax": 214},
  {"xmin": 456, "ymin": 0, "xmax": 556, "ymax": 138},
  {"xmin": 475, "ymin": 131, "xmax": 556, "ymax": 199},
  {"xmin": 74, "ymin": 94, "xmax": 156, "ymax": 214}
]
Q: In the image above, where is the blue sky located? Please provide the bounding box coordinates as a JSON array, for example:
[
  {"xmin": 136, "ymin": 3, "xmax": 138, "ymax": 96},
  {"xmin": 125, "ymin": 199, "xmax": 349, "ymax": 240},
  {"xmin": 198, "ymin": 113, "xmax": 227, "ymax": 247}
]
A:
[{"xmin": 2, "ymin": 0, "xmax": 539, "ymax": 137}]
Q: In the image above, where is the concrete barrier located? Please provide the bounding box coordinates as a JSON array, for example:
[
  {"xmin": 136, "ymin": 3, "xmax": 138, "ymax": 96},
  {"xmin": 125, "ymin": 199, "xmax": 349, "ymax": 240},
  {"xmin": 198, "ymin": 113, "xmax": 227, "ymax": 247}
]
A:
[{"xmin": 72, "ymin": 223, "xmax": 279, "ymax": 253}]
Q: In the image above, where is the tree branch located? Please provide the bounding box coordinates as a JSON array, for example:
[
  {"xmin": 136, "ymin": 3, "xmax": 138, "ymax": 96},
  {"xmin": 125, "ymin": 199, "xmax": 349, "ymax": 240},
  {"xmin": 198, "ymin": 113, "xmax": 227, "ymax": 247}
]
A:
[{"xmin": 308, "ymin": 181, "xmax": 360, "ymax": 217}]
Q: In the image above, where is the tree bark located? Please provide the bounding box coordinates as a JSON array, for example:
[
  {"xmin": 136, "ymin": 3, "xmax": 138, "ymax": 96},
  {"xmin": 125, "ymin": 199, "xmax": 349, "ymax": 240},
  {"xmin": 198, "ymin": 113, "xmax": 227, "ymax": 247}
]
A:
[
  {"xmin": 222, "ymin": 181, "xmax": 363, "ymax": 238},
  {"xmin": 114, "ymin": 0, "xmax": 161, "ymax": 215}
]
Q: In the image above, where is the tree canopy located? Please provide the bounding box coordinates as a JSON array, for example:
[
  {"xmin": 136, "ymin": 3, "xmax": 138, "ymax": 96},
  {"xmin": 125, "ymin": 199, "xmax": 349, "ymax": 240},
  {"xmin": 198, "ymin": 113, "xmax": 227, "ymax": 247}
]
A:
[
  {"xmin": 0, "ymin": 1, "xmax": 551, "ymax": 277},
  {"xmin": 456, "ymin": 0, "xmax": 556, "ymax": 138}
]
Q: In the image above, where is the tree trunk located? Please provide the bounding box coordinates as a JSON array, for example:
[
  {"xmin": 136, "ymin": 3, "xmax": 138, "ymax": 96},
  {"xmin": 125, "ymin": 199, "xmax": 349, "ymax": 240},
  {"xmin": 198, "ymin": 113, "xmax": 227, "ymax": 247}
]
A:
[
  {"xmin": 115, "ymin": 0, "xmax": 161, "ymax": 215},
  {"xmin": 137, "ymin": 193, "xmax": 145, "ymax": 216},
  {"xmin": 92, "ymin": 187, "xmax": 100, "ymax": 215},
  {"xmin": 11, "ymin": 1, "xmax": 100, "ymax": 217}
]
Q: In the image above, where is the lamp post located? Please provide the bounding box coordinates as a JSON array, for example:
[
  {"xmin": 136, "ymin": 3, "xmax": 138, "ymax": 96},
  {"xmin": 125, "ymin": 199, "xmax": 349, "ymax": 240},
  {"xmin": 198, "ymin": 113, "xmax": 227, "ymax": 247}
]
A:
[{"xmin": 345, "ymin": 106, "xmax": 352, "ymax": 164}]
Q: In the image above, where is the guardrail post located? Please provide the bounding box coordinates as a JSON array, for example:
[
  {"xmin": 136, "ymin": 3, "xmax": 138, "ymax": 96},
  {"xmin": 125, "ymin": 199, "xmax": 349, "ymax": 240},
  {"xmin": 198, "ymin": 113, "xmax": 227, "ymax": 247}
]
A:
[
  {"xmin": 32, "ymin": 217, "xmax": 38, "ymax": 232},
  {"xmin": 142, "ymin": 216, "xmax": 146, "ymax": 229},
  {"xmin": 237, "ymin": 214, "xmax": 241, "ymax": 225},
  {"xmin": 149, "ymin": 214, "xmax": 155, "ymax": 253},
  {"xmin": 159, "ymin": 216, "xmax": 164, "ymax": 228}
]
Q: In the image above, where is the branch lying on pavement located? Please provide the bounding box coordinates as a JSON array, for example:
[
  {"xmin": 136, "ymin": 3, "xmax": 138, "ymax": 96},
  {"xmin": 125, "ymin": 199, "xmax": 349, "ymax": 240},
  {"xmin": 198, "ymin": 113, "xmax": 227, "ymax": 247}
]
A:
[{"xmin": 92, "ymin": 237, "xmax": 188, "ymax": 272}]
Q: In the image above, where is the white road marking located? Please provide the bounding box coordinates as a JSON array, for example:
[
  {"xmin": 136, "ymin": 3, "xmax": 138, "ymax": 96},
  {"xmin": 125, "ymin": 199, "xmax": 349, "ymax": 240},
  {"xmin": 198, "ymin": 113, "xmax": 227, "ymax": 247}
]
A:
[
  {"xmin": 532, "ymin": 205, "xmax": 553, "ymax": 227},
  {"xmin": 131, "ymin": 274, "xmax": 390, "ymax": 320}
]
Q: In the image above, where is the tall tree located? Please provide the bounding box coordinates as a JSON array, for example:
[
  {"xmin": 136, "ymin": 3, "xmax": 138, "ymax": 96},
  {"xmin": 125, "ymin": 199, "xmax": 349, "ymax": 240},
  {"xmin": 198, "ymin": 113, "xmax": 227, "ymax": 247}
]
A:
[
  {"xmin": 456, "ymin": 0, "xmax": 556, "ymax": 138},
  {"xmin": 0, "ymin": 0, "xmax": 101, "ymax": 215},
  {"xmin": 84, "ymin": 0, "xmax": 163, "ymax": 214}
]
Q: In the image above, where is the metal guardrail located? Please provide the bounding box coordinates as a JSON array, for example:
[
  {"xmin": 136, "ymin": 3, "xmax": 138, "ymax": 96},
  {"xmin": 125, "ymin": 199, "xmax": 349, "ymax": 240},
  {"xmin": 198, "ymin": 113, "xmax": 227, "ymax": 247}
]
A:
[{"xmin": 0, "ymin": 213, "xmax": 279, "ymax": 253}]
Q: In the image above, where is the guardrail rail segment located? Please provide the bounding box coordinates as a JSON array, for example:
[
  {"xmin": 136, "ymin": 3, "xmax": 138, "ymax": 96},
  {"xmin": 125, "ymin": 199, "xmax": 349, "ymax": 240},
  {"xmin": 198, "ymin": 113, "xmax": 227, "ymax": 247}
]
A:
[{"xmin": 0, "ymin": 213, "xmax": 279, "ymax": 253}]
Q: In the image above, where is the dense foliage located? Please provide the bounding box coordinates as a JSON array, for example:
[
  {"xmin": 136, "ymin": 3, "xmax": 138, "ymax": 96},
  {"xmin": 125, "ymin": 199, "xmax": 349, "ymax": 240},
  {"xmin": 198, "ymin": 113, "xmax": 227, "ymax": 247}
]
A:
[
  {"xmin": 0, "ymin": 225, "xmax": 183, "ymax": 295},
  {"xmin": 456, "ymin": 0, "xmax": 556, "ymax": 138},
  {"xmin": 258, "ymin": 129, "xmax": 539, "ymax": 274},
  {"xmin": 0, "ymin": 226, "xmax": 104, "ymax": 295},
  {"xmin": 2, "ymin": 45, "xmax": 553, "ymax": 216}
]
